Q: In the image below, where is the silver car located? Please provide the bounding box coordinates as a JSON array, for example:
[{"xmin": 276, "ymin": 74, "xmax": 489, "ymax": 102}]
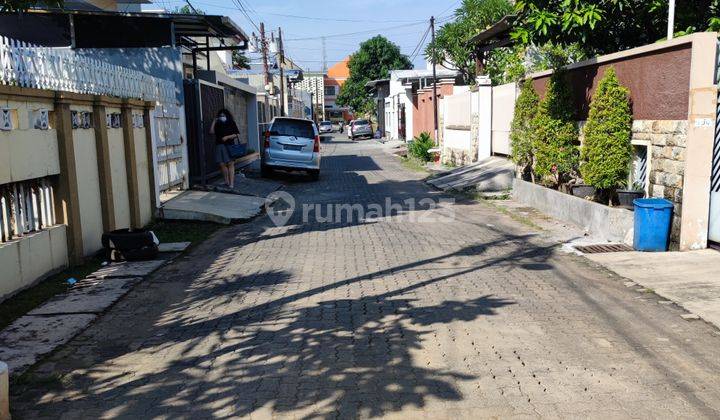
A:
[
  {"xmin": 350, "ymin": 119, "xmax": 373, "ymax": 140},
  {"xmin": 262, "ymin": 117, "xmax": 321, "ymax": 180},
  {"xmin": 318, "ymin": 120, "xmax": 334, "ymax": 134}
]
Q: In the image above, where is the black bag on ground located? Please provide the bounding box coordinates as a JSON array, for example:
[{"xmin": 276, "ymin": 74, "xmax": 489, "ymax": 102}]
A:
[{"xmin": 101, "ymin": 229, "xmax": 159, "ymax": 261}]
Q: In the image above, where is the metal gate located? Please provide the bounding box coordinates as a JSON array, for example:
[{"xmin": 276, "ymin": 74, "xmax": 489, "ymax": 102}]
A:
[
  {"xmin": 151, "ymin": 102, "xmax": 186, "ymax": 197},
  {"xmin": 709, "ymin": 41, "xmax": 720, "ymax": 244},
  {"xmin": 184, "ymin": 79, "xmax": 225, "ymax": 186}
]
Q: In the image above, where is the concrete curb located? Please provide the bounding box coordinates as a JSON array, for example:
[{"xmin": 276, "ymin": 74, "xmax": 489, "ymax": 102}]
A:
[{"xmin": 0, "ymin": 361, "xmax": 8, "ymax": 420}]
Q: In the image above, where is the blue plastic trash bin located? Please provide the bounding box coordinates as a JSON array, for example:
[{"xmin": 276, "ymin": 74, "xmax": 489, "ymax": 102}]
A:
[{"xmin": 633, "ymin": 198, "xmax": 674, "ymax": 252}]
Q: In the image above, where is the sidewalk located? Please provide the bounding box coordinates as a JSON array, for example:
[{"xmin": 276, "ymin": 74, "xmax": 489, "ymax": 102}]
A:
[
  {"xmin": 586, "ymin": 250, "xmax": 720, "ymax": 328},
  {"xmin": 487, "ymin": 197, "xmax": 720, "ymax": 330}
]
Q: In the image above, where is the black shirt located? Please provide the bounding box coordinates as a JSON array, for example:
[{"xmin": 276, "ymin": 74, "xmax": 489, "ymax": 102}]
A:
[{"xmin": 215, "ymin": 120, "xmax": 239, "ymax": 145}]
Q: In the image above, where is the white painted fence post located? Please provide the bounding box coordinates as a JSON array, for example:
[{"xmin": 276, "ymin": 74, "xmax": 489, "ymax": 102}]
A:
[
  {"xmin": 476, "ymin": 75, "xmax": 493, "ymax": 161},
  {"xmin": 0, "ymin": 361, "xmax": 9, "ymax": 420}
]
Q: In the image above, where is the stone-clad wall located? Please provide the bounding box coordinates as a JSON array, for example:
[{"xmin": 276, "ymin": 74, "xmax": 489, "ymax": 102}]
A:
[
  {"xmin": 441, "ymin": 114, "xmax": 479, "ymax": 166},
  {"xmin": 632, "ymin": 120, "xmax": 688, "ymax": 243}
]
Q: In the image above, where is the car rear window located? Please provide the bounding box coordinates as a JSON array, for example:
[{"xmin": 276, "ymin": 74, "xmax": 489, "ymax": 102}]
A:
[
  {"xmin": 355, "ymin": 120, "xmax": 369, "ymax": 126},
  {"xmin": 271, "ymin": 119, "xmax": 315, "ymax": 138}
]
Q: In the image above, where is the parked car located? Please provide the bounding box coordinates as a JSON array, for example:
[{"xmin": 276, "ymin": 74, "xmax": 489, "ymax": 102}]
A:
[
  {"xmin": 349, "ymin": 119, "xmax": 373, "ymax": 140},
  {"xmin": 262, "ymin": 117, "xmax": 321, "ymax": 180},
  {"xmin": 318, "ymin": 120, "xmax": 334, "ymax": 134}
]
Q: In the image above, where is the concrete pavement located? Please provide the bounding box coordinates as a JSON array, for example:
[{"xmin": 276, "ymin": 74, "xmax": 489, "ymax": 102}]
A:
[
  {"xmin": 586, "ymin": 249, "xmax": 720, "ymax": 329},
  {"xmin": 10, "ymin": 134, "xmax": 720, "ymax": 419}
]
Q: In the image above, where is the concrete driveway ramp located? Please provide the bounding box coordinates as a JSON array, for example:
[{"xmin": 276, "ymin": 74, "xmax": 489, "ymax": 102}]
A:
[
  {"xmin": 428, "ymin": 156, "xmax": 514, "ymax": 192},
  {"xmin": 159, "ymin": 190, "xmax": 266, "ymax": 224}
]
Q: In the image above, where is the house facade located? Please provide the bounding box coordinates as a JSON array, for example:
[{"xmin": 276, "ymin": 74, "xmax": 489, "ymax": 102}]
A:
[{"xmin": 384, "ymin": 68, "xmax": 458, "ymax": 141}]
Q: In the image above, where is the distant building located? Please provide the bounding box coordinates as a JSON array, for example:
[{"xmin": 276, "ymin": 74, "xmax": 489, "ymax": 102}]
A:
[
  {"xmin": 297, "ymin": 72, "xmax": 325, "ymax": 120},
  {"xmin": 385, "ymin": 67, "xmax": 459, "ymax": 141},
  {"xmin": 324, "ymin": 57, "xmax": 353, "ymax": 122}
]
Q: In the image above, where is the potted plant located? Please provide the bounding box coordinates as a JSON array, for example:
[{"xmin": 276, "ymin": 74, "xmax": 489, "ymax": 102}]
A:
[
  {"xmin": 617, "ymin": 181, "xmax": 645, "ymax": 209},
  {"xmin": 579, "ymin": 67, "xmax": 633, "ymax": 205},
  {"xmin": 571, "ymin": 183, "xmax": 596, "ymax": 199}
]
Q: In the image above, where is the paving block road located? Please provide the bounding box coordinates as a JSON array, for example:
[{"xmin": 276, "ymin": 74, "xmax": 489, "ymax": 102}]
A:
[{"xmin": 11, "ymin": 135, "xmax": 720, "ymax": 419}]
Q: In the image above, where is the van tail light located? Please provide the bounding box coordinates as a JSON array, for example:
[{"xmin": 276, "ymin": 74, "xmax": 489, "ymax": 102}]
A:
[
  {"xmin": 264, "ymin": 131, "xmax": 270, "ymax": 148},
  {"xmin": 313, "ymin": 135, "xmax": 320, "ymax": 153}
]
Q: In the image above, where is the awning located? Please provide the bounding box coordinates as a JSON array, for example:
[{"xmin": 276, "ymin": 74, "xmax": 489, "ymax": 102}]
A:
[
  {"xmin": 0, "ymin": 10, "xmax": 248, "ymax": 48},
  {"xmin": 468, "ymin": 15, "xmax": 516, "ymax": 52},
  {"xmin": 365, "ymin": 79, "xmax": 389, "ymax": 89}
]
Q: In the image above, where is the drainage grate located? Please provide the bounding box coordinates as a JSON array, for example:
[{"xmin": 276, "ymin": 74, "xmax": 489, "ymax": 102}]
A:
[{"xmin": 574, "ymin": 244, "xmax": 633, "ymax": 254}]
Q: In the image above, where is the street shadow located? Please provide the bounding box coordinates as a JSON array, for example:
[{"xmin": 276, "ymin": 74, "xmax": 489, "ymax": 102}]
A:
[
  {"xmin": 14, "ymin": 225, "xmax": 543, "ymax": 418},
  {"xmin": 13, "ymin": 146, "xmax": 561, "ymax": 418}
]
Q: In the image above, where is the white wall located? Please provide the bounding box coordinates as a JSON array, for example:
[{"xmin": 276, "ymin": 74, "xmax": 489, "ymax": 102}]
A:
[{"xmin": 491, "ymin": 82, "xmax": 517, "ymax": 156}]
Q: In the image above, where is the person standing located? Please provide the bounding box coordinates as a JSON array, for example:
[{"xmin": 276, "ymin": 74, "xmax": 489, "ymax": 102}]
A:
[{"xmin": 210, "ymin": 109, "xmax": 240, "ymax": 189}]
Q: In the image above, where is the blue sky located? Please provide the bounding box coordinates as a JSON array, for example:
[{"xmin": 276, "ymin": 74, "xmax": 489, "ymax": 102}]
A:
[{"xmin": 149, "ymin": 0, "xmax": 460, "ymax": 71}]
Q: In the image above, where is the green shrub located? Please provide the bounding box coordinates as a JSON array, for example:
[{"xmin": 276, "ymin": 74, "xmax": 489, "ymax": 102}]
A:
[
  {"xmin": 531, "ymin": 71, "xmax": 579, "ymax": 187},
  {"xmin": 408, "ymin": 132, "xmax": 435, "ymax": 162},
  {"xmin": 509, "ymin": 80, "xmax": 540, "ymax": 180},
  {"xmin": 580, "ymin": 67, "xmax": 633, "ymax": 195}
]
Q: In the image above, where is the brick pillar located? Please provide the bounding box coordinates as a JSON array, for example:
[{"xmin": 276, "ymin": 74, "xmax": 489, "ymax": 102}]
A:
[
  {"xmin": 0, "ymin": 361, "xmax": 8, "ymax": 420},
  {"xmin": 93, "ymin": 97, "xmax": 116, "ymax": 232},
  {"xmin": 54, "ymin": 95, "xmax": 84, "ymax": 264},
  {"xmin": 679, "ymin": 33, "xmax": 718, "ymax": 250},
  {"xmin": 143, "ymin": 102, "xmax": 158, "ymax": 214},
  {"xmin": 121, "ymin": 102, "xmax": 142, "ymax": 229}
]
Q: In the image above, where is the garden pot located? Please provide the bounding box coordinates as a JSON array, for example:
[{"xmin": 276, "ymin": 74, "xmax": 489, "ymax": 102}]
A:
[
  {"xmin": 571, "ymin": 185, "xmax": 596, "ymax": 199},
  {"xmin": 617, "ymin": 190, "xmax": 644, "ymax": 210}
]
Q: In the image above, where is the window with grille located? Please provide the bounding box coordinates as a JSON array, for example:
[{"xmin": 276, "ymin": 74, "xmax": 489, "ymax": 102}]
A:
[{"xmin": 0, "ymin": 177, "xmax": 57, "ymax": 244}]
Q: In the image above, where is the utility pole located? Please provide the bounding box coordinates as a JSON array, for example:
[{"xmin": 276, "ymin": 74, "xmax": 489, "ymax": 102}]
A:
[
  {"xmin": 310, "ymin": 92, "xmax": 315, "ymax": 122},
  {"xmin": 184, "ymin": 0, "xmax": 198, "ymax": 13},
  {"xmin": 260, "ymin": 23, "xmax": 270, "ymax": 88},
  {"xmin": 278, "ymin": 27, "xmax": 286, "ymax": 116},
  {"xmin": 667, "ymin": 0, "xmax": 675, "ymax": 40},
  {"xmin": 431, "ymin": 16, "xmax": 438, "ymax": 144},
  {"xmin": 321, "ymin": 37, "xmax": 327, "ymax": 73}
]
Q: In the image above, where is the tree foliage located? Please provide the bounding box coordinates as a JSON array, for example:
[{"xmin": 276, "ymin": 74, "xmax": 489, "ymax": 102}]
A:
[
  {"xmin": 232, "ymin": 51, "xmax": 251, "ymax": 70},
  {"xmin": 485, "ymin": 42, "xmax": 586, "ymax": 85},
  {"xmin": 511, "ymin": 0, "xmax": 720, "ymax": 56},
  {"xmin": 425, "ymin": 0, "xmax": 513, "ymax": 83},
  {"xmin": 336, "ymin": 36, "xmax": 411, "ymax": 113},
  {"xmin": 509, "ymin": 80, "xmax": 540, "ymax": 178},
  {"xmin": 580, "ymin": 67, "xmax": 632, "ymax": 191},
  {"xmin": 531, "ymin": 71, "xmax": 578, "ymax": 187},
  {"xmin": 1, "ymin": 0, "xmax": 61, "ymax": 11}
]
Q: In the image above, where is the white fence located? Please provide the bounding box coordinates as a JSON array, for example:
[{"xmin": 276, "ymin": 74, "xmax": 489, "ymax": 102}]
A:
[
  {"xmin": 0, "ymin": 177, "xmax": 56, "ymax": 244},
  {"xmin": 0, "ymin": 36, "xmax": 175, "ymax": 103}
]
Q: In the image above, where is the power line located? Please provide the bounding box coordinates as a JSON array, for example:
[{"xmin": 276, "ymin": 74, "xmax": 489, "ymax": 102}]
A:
[
  {"xmin": 409, "ymin": 24, "xmax": 431, "ymax": 62},
  {"xmin": 258, "ymin": 12, "xmax": 426, "ymax": 24},
  {"xmin": 437, "ymin": 0, "xmax": 461, "ymax": 18},
  {"xmin": 285, "ymin": 21, "xmax": 427, "ymax": 41},
  {"xmin": 160, "ymin": 0, "xmax": 427, "ymax": 24},
  {"xmin": 231, "ymin": 0, "xmax": 260, "ymax": 32}
]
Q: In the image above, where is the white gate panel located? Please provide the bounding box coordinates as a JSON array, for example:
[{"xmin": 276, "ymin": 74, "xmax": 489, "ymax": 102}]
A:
[
  {"xmin": 491, "ymin": 82, "xmax": 517, "ymax": 156},
  {"xmin": 151, "ymin": 102, "xmax": 187, "ymax": 200}
]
